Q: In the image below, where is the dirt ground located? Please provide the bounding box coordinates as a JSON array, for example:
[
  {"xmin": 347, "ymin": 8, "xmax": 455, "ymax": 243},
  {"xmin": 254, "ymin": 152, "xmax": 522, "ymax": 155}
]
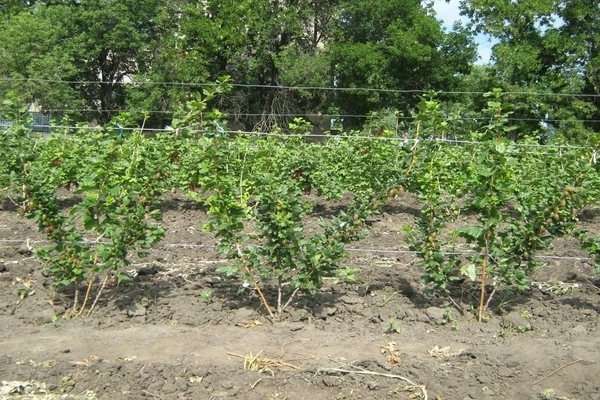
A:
[{"xmin": 1, "ymin": 192, "xmax": 599, "ymax": 400}]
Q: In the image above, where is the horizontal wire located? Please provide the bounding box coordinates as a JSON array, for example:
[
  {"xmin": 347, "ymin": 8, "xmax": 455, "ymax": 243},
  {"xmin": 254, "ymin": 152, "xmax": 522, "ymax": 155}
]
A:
[
  {"xmin": 7, "ymin": 109, "xmax": 600, "ymax": 124},
  {"xmin": 0, "ymin": 238, "xmax": 593, "ymax": 262},
  {"xmin": 346, "ymin": 247, "xmax": 593, "ymax": 262},
  {"xmin": 1, "ymin": 123, "xmax": 591, "ymax": 150},
  {"xmin": 2, "ymin": 77, "xmax": 600, "ymax": 98}
]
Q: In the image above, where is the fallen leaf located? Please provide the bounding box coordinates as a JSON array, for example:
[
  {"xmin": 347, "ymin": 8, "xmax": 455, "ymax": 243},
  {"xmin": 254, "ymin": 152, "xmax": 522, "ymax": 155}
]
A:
[
  {"xmin": 236, "ymin": 320, "xmax": 262, "ymax": 328},
  {"xmin": 381, "ymin": 340, "xmax": 401, "ymax": 364}
]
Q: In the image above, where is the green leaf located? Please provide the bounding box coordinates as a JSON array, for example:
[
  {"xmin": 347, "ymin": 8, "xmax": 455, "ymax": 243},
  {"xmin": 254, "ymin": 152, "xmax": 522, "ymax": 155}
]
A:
[
  {"xmin": 476, "ymin": 165, "xmax": 494, "ymax": 177},
  {"xmin": 433, "ymin": 251, "xmax": 445, "ymax": 262},
  {"xmin": 83, "ymin": 218, "xmax": 98, "ymax": 230},
  {"xmin": 216, "ymin": 265, "xmax": 239, "ymax": 277},
  {"xmin": 457, "ymin": 226, "xmax": 483, "ymax": 241},
  {"xmin": 495, "ymin": 141, "xmax": 507, "ymax": 153},
  {"xmin": 460, "ymin": 263, "xmax": 478, "ymax": 281}
]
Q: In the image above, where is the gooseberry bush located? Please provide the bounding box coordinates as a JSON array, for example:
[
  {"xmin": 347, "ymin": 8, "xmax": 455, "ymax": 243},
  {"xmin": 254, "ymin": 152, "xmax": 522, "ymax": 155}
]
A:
[
  {"xmin": 167, "ymin": 86, "xmax": 391, "ymax": 321},
  {"xmin": 2, "ymin": 81, "xmax": 600, "ymax": 321},
  {"xmin": 2, "ymin": 102, "xmax": 166, "ymax": 316},
  {"xmin": 405, "ymin": 90, "xmax": 600, "ymax": 320}
]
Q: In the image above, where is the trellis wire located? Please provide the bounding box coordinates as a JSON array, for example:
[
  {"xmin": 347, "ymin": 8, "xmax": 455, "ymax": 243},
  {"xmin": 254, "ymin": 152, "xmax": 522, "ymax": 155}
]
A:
[
  {"xmin": 1, "ymin": 123, "xmax": 592, "ymax": 152},
  {"xmin": 12, "ymin": 108, "xmax": 600, "ymax": 125},
  {"xmin": 0, "ymin": 238, "xmax": 593, "ymax": 263},
  {"xmin": 3, "ymin": 78, "xmax": 600, "ymax": 98}
]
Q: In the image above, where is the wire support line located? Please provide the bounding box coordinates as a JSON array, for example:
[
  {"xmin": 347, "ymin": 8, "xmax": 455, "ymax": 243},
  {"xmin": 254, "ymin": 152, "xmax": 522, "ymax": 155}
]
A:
[
  {"xmin": 0, "ymin": 239, "xmax": 214, "ymax": 247},
  {"xmin": 163, "ymin": 243, "xmax": 207, "ymax": 248},
  {"xmin": 3, "ymin": 78, "xmax": 600, "ymax": 98},
  {"xmin": 0, "ymin": 238, "xmax": 594, "ymax": 263},
  {"xmin": 8, "ymin": 109, "xmax": 600, "ymax": 125},
  {"xmin": 6, "ymin": 123, "xmax": 592, "ymax": 150},
  {"xmin": 345, "ymin": 247, "xmax": 593, "ymax": 262}
]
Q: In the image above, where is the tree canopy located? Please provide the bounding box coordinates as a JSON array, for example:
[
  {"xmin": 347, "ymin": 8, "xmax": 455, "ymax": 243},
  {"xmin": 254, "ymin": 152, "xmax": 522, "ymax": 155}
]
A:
[
  {"xmin": 1, "ymin": 0, "xmax": 599, "ymax": 143},
  {"xmin": 0, "ymin": 0, "xmax": 477, "ymax": 128},
  {"xmin": 460, "ymin": 0, "xmax": 600, "ymax": 142}
]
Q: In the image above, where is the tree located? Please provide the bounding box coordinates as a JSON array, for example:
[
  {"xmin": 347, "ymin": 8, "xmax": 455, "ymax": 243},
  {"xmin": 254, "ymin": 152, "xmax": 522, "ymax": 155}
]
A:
[
  {"xmin": 0, "ymin": 6, "xmax": 81, "ymax": 114},
  {"xmin": 130, "ymin": 0, "xmax": 477, "ymax": 131},
  {"xmin": 0, "ymin": 0, "xmax": 27, "ymax": 17},
  {"xmin": 0, "ymin": 0, "xmax": 164, "ymax": 124},
  {"xmin": 65, "ymin": 0, "xmax": 163, "ymax": 124},
  {"xmin": 460, "ymin": 0, "xmax": 600, "ymax": 142},
  {"xmin": 1, "ymin": 0, "xmax": 478, "ymax": 131},
  {"xmin": 127, "ymin": 0, "xmax": 340, "ymax": 130},
  {"xmin": 330, "ymin": 0, "xmax": 477, "ymax": 125}
]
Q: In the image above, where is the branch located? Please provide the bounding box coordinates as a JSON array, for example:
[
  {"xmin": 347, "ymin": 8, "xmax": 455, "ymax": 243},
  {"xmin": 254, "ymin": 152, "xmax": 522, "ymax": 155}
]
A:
[
  {"xmin": 315, "ymin": 367, "xmax": 427, "ymax": 400},
  {"xmin": 236, "ymin": 244, "xmax": 275, "ymax": 321},
  {"xmin": 533, "ymin": 359, "xmax": 583, "ymax": 386}
]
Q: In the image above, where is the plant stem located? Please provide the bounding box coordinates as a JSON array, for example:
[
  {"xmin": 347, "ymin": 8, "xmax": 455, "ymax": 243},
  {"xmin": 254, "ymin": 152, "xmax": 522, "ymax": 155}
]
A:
[
  {"xmin": 478, "ymin": 237, "xmax": 489, "ymax": 322},
  {"xmin": 236, "ymin": 244, "xmax": 275, "ymax": 321},
  {"xmin": 72, "ymin": 284, "xmax": 79, "ymax": 313},
  {"xmin": 277, "ymin": 280, "xmax": 283, "ymax": 317},
  {"xmin": 281, "ymin": 287, "xmax": 300, "ymax": 313},
  {"xmin": 447, "ymin": 295, "xmax": 465, "ymax": 316},
  {"xmin": 86, "ymin": 274, "xmax": 109, "ymax": 317},
  {"xmin": 76, "ymin": 268, "xmax": 95, "ymax": 317},
  {"xmin": 239, "ymin": 144, "xmax": 249, "ymax": 203},
  {"xmin": 483, "ymin": 281, "xmax": 498, "ymax": 313},
  {"xmin": 405, "ymin": 120, "xmax": 421, "ymax": 177},
  {"xmin": 532, "ymin": 359, "xmax": 583, "ymax": 386},
  {"xmin": 76, "ymin": 241, "xmax": 102, "ymax": 317}
]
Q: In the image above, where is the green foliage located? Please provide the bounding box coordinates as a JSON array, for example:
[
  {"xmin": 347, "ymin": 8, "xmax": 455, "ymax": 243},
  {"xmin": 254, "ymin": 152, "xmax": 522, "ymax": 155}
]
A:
[
  {"xmin": 0, "ymin": 94, "xmax": 33, "ymax": 194},
  {"xmin": 0, "ymin": 0, "xmax": 165, "ymax": 123},
  {"xmin": 404, "ymin": 90, "xmax": 600, "ymax": 320},
  {"xmin": 0, "ymin": 0, "xmax": 479, "ymax": 130},
  {"xmin": 36, "ymin": 129, "xmax": 166, "ymax": 286},
  {"xmin": 162, "ymin": 81, "xmax": 392, "ymax": 320},
  {"xmin": 201, "ymin": 134, "xmax": 386, "ymax": 319},
  {"xmin": 2, "ymin": 105, "xmax": 167, "ymax": 315},
  {"xmin": 404, "ymin": 94, "xmax": 466, "ymax": 293},
  {"xmin": 199, "ymin": 290, "xmax": 214, "ymax": 304},
  {"xmin": 461, "ymin": 0, "xmax": 600, "ymax": 142},
  {"xmin": 331, "ymin": 0, "xmax": 477, "ymax": 121},
  {"xmin": 0, "ymin": 7, "xmax": 81, "ymax": 112},
  {"xmin": 334, "ymin": 267, "xmax": 362, "ymax": 284},
  {"xmin": 4, "ymin": 76, "xmax": 600, "ymax": 323},
  {"xmin": 385, "ymin": 318, "xmax": 401, "ymax": 334}
]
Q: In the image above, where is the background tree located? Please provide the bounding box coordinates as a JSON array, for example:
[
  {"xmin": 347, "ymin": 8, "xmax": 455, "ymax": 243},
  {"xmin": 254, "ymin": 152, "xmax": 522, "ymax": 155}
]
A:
[
  {"xmin": 130, "ymin": 0, "xmax": 477, "ymax": 130},
  {"xmin": 460, "ymin": 0, "xmax": 600, "ymax": 143},
  {"xmin": 0, "ymin": 6, "xmax": 81, "ymax": 115},
  {"xmin": 0, "ymin": 0, "xmax": 163, "ymax": 124},
  {"xmin": 330, "ymin": 0, "xmax": 477, "ymax": 126},
  {"xmin": 1, "ymin": 0, "xmax": 477, "ymax": 131},
  {"xmin": 129, "ymin": 0, "xmax": 339, "ymax": 131},
  {"xmin": 65, "ymin": 0, "xmax": 163, "ymax": 124}
]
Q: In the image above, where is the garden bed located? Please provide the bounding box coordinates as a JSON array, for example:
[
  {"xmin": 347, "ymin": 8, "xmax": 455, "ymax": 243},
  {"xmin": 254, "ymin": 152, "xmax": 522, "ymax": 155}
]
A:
[{"xmin": 1, "ymin": 193, "xmax": 599, "ymax": 400}]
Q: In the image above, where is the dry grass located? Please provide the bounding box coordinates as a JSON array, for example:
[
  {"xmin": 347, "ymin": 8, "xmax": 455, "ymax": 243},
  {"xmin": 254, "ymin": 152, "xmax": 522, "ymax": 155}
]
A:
[{"xmin": 228, "ymin": 350, "xmax": 300, "ymax": 376}]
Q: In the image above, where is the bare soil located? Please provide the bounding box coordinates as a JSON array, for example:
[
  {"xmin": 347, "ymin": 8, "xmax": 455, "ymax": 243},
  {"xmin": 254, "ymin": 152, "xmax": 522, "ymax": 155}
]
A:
[{"xmin": 1, "ymin": 192, "xmax": 599, "ymax": 400}]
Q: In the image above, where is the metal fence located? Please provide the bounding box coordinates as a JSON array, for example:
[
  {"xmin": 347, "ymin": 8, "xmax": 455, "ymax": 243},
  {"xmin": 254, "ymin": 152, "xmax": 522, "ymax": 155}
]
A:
[{"xmin": 0, "ymin": 112, "xmax": 53, "ymax": 133}]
